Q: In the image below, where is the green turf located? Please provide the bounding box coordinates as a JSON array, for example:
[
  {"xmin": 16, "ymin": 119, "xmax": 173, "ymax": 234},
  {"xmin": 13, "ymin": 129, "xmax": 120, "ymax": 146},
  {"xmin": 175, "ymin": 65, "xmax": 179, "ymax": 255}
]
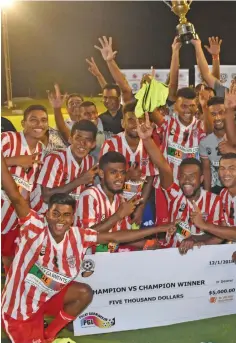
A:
[
  {"xmin": 1, "ymin": 97, "xmax": 106, "ymax": 116},
  {"xmin": 2, "ymin": 315, "xmax": 235, "ymax": 343}
]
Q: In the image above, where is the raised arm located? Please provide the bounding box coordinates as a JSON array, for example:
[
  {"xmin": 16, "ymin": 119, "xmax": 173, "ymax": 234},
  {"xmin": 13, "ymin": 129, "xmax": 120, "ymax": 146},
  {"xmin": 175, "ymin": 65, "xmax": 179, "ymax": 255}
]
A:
[
  {"xmin": 192, "ymin": 37, "xmax": 217, "ymax": 89},
  {"xmin": 168, "ymin": 37, "xmax": 182, "ymax": 102},
  {"xmin": 48, "ymin": 84, "xmax": 70, "ymax": 142},
  {"xmin": 95, "ymin": 36, "xmax": 133, "ymax": 103},
  {"xmin": 1, "ymin": 154, "xmax": 30, "ymax": 218},
  {"xmin": 136, "ymin": 113, "xmax": 173, "ymax": 189},
  {"xmin": 204, "ymin": 36, "xmax": 222, "ymax": 80},
  {"xmin": 224, "ymin": 90, "xmax": 236, "ymax": 146},
  {"xmin": 198, "ymin": 86, "xmax": 214, "ymax": 134},
  {"xmin": 86, "ymin": 57, "xmax": 107, "ymax": 89}
]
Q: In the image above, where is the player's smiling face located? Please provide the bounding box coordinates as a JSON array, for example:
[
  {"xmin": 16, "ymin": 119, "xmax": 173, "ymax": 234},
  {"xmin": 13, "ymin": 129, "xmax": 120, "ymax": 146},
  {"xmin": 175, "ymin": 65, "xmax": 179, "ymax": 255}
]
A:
[
  {"xmin": 46, "ymin": 204, "xmax": 74, "ymax": 242},
  {"xmin": 69, "ymin": 130, "xmax": 96, "ymax": 161},
  {"xmin": 209, "ymin": 104, "xmax": 225, "ymax": 131},
  {"xmin": 99, "ymin": 162, "xmax": 126, "ymax": 194},
  {"xmin": 179, "ymin": 164, "xmax": 203, "ymax": 199},
  {"xmin": 22, "ymin": 110, "xmax": 48, "ymax": 140},
  {"xmin": 175, "ymin": 97, "xmax": 197, "ymax": 126},
  {"xmin": 122, "ymin": 112, "xmax": 144, "ymax": 139},
  {"xmin": 219, "ymin": 158, "xmax": 236, "ymax": 189}
]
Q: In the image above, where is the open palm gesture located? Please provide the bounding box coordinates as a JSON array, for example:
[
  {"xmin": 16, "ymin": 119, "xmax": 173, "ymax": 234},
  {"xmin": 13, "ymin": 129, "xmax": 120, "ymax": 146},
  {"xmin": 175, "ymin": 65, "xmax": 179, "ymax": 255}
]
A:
[
  {"xmin": 94, "ymin": 36, "xmax": 117, "ymax": 62},
  {"xmin": 204, "ymin": 36, "xmax": 222, "ymax": 56}
]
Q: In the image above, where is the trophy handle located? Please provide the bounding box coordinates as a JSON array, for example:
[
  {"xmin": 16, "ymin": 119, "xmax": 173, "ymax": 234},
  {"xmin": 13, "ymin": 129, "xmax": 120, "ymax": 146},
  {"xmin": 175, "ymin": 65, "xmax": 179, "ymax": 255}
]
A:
[{"xmin": 187, "ymin": 0, "xmax": 193, "ymax": 8}]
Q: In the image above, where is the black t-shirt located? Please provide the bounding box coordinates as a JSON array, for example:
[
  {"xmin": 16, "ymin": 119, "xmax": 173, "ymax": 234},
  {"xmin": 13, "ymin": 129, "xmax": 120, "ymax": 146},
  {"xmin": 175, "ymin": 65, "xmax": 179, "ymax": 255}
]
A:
[
  {"xmin": 99, "ymin": 106, "xmax": 123, "ymax": 134},
  {"xmin": 1, "ymin": 117, "xmax": 16, "ymax": 133}
]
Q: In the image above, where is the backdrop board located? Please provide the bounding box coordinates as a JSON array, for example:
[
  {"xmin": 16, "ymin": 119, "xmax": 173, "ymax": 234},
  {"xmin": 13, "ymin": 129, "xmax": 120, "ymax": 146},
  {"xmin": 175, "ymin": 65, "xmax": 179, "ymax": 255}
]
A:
[
  {"xmin": 195, "ymin": 65, "xmax": 236, "ymax": 88},
  {"xmin": 121, "ymin": 69, "xmax": 189, "ymax": 93},
  {"xmin": 74, "ymin": 244, "xmax": 236, "ymax": 336}
]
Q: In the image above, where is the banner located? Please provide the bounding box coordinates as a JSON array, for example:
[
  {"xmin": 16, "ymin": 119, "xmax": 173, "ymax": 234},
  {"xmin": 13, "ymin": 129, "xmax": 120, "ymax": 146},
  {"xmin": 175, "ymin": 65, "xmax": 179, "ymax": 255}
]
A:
[
  {"xmin": 121, "ymin": 69, "xmax": 189, "ymax": 93},
  {"xmin": 195, "ymin": 65, "xmax": 236, "ymax": 88},
  {"xmin": 74, "ymin": 245, "xmax": 236, "ymax": 336}
]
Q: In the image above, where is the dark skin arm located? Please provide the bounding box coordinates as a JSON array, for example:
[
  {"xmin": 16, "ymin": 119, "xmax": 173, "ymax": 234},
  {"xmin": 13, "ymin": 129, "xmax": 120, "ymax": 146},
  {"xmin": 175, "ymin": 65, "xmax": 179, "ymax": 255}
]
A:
[
  {"xmin": 42, "ymin": 165, "xmax": 99, "ymax": 203},
  {"xmin": 97, "ymin": 224, "xmax": 173, "ymax": 244},
  {"xmin": 48, "ymin": 84, "xmax": 70, "ymax": 142},
  {"xmin": 204, "ymin": 36, "xmax": 222, "ymax": 81},
  {"xmin": 1, "ymin": 153, "xmax": 30, "ymax": 219},
  {"xmin": 168, "ymin": 37, "xmax": 181, "ymax": 102}
]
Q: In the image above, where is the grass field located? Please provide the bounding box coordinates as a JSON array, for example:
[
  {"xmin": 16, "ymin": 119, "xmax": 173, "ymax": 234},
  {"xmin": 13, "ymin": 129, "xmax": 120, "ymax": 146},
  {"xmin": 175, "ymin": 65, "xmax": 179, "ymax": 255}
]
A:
[
  {"xmin": 2, "ymin": 314, "xmax": 236, "ymax": 343},
  {"xmin": 1, "ymin": 96, "xmax": 106, "ymax": 131}
]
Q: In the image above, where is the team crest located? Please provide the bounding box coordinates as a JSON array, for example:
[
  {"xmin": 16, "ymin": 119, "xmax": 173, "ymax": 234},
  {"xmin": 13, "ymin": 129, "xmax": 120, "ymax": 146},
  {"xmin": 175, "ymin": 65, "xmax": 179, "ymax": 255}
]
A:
[
  {"xmin": 179, "ymin": 203, "xmax": 186, "ymax": 212},
  {"xmin": 67, "ymin": 255, "xmax": 76, "ymax": 268},
  {"xmin": 206, "ymin": 147, "xmax": 212, "ymax": 155},
  {"xmin": 202, "ymin": 212, "xmax": 208, "ymax": 221},
  {"xmin": 193, "ymin": 129, "xmax": 198, "ymax": 137},
  {"xmin": 39, "ymin": 246, "xmax": 46, "ymax": 256},
  {"xmin": 140, "ymin": 158, "xmax": 149, "ymax": 166},
  {"xmin": 101, "ymin": 214, "xmax": 106, "ymax": 221},
  {"xmin": 170, "ymin": 129, "xmax": 175, "ymax": 135}
]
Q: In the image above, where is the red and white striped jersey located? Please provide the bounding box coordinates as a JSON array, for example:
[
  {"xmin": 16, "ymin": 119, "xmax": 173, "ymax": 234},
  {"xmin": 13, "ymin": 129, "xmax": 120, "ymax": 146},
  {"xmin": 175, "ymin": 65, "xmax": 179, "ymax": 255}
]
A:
[
  {"xmin": 31, "ymin": 147, "xmax": 94, "ymax": 214},
  {"xmin": 1, "ymin": 131, "xmax": 43, "ymax": 234},
  {"xmin": 162, "ymin": 116, "xmax": 205, "ymax": 181},
  {"xmin": 163, "ymin": 183, "xmax": 222, "ymax": 247},
  {"xmin": 1, "ymin": 210, "xmax": 97, "ymax": 321},
  {"xmin": 76, "ymin": 184, "xmax": 131, "ymax": 231},
  {"xmin": 100, "ymin": 132, "xmax": 159, "ymax": 177},
  {"xmin": 220, "ymin": 188, "xmax": 236, "ymax": 226}
]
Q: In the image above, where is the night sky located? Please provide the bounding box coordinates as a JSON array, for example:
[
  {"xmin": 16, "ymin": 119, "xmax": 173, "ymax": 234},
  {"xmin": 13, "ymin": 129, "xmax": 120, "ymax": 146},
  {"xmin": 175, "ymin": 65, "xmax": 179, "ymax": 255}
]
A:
[{"xmin": 1, "ymin": 1, "xmax": 236, "ymax": 100}]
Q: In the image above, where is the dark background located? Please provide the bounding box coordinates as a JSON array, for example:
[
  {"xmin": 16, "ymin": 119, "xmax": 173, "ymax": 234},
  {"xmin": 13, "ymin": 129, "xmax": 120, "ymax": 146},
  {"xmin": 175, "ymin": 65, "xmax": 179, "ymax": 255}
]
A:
[{"xmin": 1, "ymin": 1, "xmax": 236, "ymax": 100}]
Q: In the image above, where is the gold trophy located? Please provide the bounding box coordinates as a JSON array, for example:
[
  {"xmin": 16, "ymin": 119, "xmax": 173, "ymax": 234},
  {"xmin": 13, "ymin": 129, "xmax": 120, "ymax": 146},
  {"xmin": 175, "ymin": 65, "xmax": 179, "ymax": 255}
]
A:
[{"xmin": 164, "ymin": 1, "xmax": 197, "ymax": 44}]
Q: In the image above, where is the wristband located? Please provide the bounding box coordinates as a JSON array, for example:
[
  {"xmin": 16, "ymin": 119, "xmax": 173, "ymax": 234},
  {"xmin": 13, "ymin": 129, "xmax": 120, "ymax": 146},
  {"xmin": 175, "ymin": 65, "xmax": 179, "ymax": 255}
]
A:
[{"xmin": 212, "ymin": 55, "xmax": 219, "ymax": 61}]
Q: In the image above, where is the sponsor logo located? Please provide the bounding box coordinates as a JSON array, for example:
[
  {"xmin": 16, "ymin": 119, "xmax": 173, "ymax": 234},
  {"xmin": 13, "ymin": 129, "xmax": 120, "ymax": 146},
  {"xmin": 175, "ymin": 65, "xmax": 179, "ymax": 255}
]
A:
[
  {"xmin": 80, "ymin": 313, "xmax": 115, "ymax": 329},
  {"xmin": 81, "ymin": 259, "xmax": 95, "ymax": 278},
  {"xmin": 209, "ymin": 295, "xmax": 234, "ymax": 303},
  {"xmin": 220, "ymin": 73, "xmax": 228, "ymax": 84}
]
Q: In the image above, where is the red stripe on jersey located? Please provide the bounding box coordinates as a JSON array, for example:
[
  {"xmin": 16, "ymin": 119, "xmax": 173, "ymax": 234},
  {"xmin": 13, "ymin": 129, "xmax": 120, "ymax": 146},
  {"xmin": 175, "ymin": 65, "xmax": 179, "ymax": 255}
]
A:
[{"xmin": 26, "ymin": 286, "xmax": 36, "ymax": 318}]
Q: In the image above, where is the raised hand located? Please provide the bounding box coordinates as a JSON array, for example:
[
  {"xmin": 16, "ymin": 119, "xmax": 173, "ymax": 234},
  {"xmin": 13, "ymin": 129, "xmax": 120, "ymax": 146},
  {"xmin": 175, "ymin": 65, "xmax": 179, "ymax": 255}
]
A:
[
  {"xmin": 218, "ymin": 140, "xmax": 236, "ymax": 155},
  {"xmin": 172, "ymin": 36, "xmax": 182, "ymax": 52},
  {"xmin": 94, "ymin": 36, "xmax": 118, "ymax": 62},
  {"xmin": 47, "ymin": 84, "xmax": 67, "ymax": 109},
  {"xmin": 78, "ymin": 164, "xmax": 99, "ymax": 185},
  {"xmin": 136, "ymin": 112, "xmax": 153, "ymax": 140},
  {"xmin": 86, "ymin": 57, "xmax": 101, "ymax": 77},
  {"xmin": 224, "ymin": 89, "xmax": 236, "ymax": 110},
  {"xmin": 198, "ymin": 85, "xmax": 212, "ymax": 108},
  {"xmin": 117, "ymin": 195, "xmax": 143, "ymax": 220},
  {"xmin": 204, "ymin": 36, "xmax": 222, "ymax": 56}
]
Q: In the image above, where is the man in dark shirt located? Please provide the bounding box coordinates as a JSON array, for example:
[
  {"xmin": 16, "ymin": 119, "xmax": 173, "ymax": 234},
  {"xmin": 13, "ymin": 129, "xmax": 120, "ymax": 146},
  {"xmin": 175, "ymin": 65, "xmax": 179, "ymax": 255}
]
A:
[
  {"xmin": 99, "ymin": 84, "xmax": 123, "ymax": 134},
  {"xmin": 1, "ymin": 117, "xmax": 16, "ymax": 133}
]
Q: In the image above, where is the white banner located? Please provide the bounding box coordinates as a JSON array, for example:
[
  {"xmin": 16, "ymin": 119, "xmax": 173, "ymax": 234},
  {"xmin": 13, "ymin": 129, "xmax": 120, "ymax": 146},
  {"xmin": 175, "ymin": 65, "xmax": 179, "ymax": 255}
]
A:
[
  {"xmin": 74, "ymin": 245, "xmax": 236, "ymax": 336},
  {"xmin": 195, "ymin": 65, "xmax": 236, "ymax": 88},
  {"xmin": 121, "ymin": 69, "xmax": 189, "ymax": 93}
]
